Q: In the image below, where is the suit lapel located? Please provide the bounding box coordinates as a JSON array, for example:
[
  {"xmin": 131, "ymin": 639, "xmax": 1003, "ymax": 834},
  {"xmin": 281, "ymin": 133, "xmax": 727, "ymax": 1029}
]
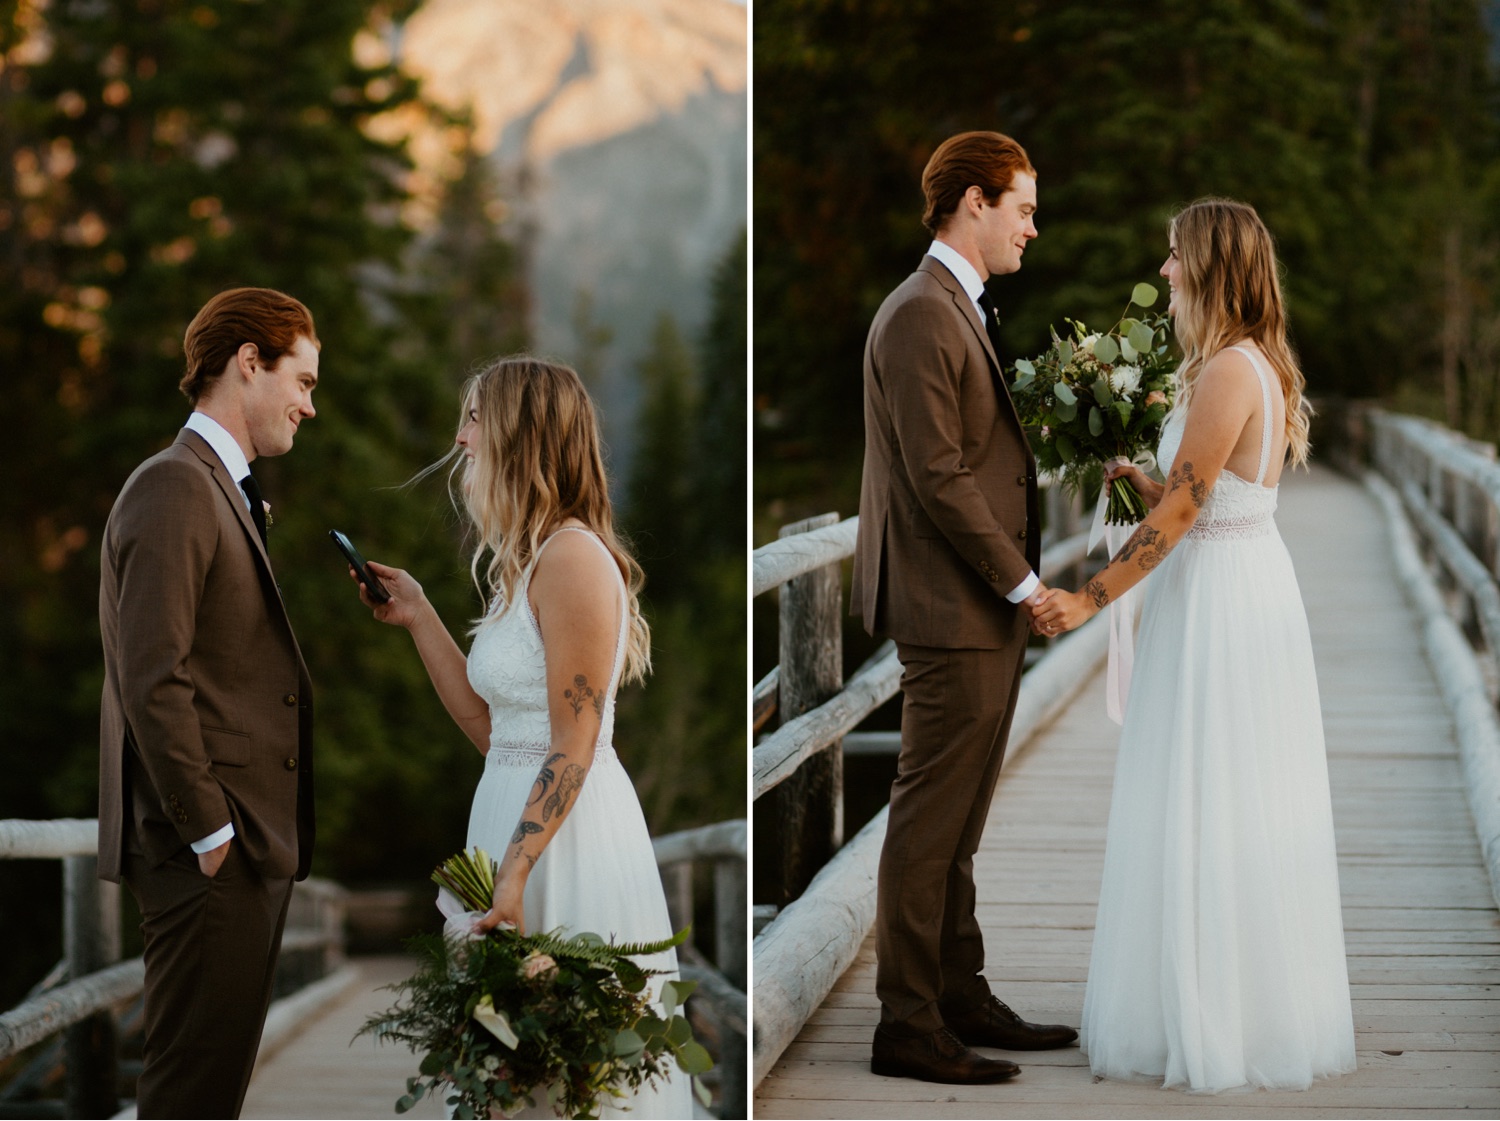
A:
[
  {"xmin": 175, "ymin": 430, "xmax": 308, "ymax": 669},
  {"xmin": 919, "ymin": 257, "xmax": 1029, "ymax": 440}
]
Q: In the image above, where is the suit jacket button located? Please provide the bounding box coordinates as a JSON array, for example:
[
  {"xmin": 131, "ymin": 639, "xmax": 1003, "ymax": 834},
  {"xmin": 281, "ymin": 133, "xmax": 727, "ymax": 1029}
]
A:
[
  {"xmin": 176, "ymin": 812, "xmax": 188, "ymax": 824},
  {"xmin": 1018, "ymin": 528, "xmax": 1028, "ymax": 540},
  {"xmin": 285, "ymin": 758, "xmax": 298, "ymax": 771},
  {"xmin": 1017, "ymin": 475, "xmax": 1026, "ymax": 486},
  {"xmin": 283, "ymin": 693, "xmax": 297, "ymax": 707}
]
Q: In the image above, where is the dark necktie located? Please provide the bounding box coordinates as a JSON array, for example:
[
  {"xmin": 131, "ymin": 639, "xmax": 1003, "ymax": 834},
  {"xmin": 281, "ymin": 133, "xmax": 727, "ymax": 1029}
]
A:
[
  {"xmin": 241, "ymin": 471, "xmax": 268, "ymax": 550},
  {"xmin": 976, "ymin": 289, "xmax": 1005, "ymax": 364}
]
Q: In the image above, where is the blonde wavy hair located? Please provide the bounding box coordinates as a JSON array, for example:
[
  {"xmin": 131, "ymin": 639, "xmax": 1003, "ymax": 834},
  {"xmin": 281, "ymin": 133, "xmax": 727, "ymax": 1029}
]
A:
[
  {"xmin": 1169, "ymin": 198, "xmax": 1311, "ymax": 467},
  {"xmin": 454, "ymin": 356, "xmax": 651, "ymax": 683}
]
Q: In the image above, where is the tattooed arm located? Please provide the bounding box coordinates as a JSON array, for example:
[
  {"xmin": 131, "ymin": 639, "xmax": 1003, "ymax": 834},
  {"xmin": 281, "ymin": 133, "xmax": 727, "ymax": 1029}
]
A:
[
  {"xmin": 1033, "ymin": 352, "xmax": 1269, "ymax": 634},
  {"xmin": 474, "ymin": 526, "xmax": 621, "ymax": 934}
]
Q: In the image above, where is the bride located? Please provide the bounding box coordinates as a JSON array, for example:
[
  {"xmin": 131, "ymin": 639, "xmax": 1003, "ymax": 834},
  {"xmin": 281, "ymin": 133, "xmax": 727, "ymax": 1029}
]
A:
[
  {"xmin": 352, "ymin": 356, "xmax": 692, "ymax": 1118},
  {"xmin": 1033, "ymin": 199, "xmax": 1357, "ymax": 1092}
]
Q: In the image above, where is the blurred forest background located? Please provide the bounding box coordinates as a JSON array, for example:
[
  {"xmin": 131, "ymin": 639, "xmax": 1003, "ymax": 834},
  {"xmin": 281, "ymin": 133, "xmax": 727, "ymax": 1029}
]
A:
[
  {"xmin": 755, "ymin": 0, "xmax": 1500, "ymax": 533},
  {"xmin": 754, "ymin": 0, "xmax": 1500, "ymax": 680},
  {"xmin": 0, "ymin": 0, "xmax": 745, "ymax": 1010}
]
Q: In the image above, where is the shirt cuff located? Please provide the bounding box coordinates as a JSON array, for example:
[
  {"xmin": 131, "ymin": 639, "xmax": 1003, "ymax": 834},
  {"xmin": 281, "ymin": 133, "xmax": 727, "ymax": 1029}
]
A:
[
  {"xmin": 190, "ymin": 822, "xmax": 235, "ymax": 853},
  {"xmin": 1005, "ymin": 571, "xmax": 1040, "ymax": 604}
]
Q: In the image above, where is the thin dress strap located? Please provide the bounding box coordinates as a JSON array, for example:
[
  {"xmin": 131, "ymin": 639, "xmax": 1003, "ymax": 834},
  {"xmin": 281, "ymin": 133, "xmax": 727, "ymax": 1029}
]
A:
[
  {"xmin": 534, "ymin": 526, "xmax": 630, "ymax": 693},
  {"xmin": 1227, "ymin": 345, "xmax": 1275, "ymax": 486}
]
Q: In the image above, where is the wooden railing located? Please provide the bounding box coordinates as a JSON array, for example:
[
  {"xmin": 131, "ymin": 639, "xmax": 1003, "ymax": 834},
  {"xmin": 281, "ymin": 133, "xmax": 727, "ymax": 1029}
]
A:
[
  {"xmin": 0, "ymin": 818, "xmax": 346, "ymax": 1119},
  {"xmin": 1333, "ymin": 405, "xmax": 1500, "ymax": 909},
  {"xmin": 652, "ymin": 818, "xmax": 747, "ymax": 1121},
  {"xmin": 750, "ymin": 484, "xmax": 1108, "ymax": 1086}
]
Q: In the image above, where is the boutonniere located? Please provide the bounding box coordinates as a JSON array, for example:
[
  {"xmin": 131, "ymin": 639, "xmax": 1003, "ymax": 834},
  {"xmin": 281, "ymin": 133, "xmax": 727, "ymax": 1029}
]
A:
[{"xmin": 263, "ymin": 501, "xmax": 274, "ymax": 530}]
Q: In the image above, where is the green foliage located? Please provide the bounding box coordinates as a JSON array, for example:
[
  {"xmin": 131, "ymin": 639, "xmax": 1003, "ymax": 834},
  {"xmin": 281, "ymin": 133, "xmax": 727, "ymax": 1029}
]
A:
[
  {"xmin": 754, "ymin": 0, "xmax": 1500, "ymax": 526},
  {"xmin": 358, "ymin": 915, "xmax": 704, "ymax": 1119},
  {"xmin": 615, "ymin": 230, "xmax": 747, "ymax": 838}
]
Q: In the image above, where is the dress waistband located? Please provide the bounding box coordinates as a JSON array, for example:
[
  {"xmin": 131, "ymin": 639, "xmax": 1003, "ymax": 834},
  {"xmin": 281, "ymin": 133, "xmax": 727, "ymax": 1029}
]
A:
[
  {"xmin": 485, "ymin": 739, "xmax": 618, "ymax": 769},
  {"xmin": 1187, "ymin": 512, "xmax": 1276, "ymax": 542}
]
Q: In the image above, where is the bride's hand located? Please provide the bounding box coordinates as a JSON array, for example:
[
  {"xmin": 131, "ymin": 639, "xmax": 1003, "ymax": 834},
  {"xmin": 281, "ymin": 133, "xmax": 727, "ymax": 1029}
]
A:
[
  {"xmin": 351, "ymin": 560, "xmax": 426, "ymax": 629},
  {"xmin": 1104, "ymin": 457, "xmax": 1149, "ymax": 492},
  {"xmin": 1032, "ymin": 588, "xmax": 1099, "ymax": 635},
  {"xmin": 472, "ymin": 868, "xmax": 527, "ymax": 936}
]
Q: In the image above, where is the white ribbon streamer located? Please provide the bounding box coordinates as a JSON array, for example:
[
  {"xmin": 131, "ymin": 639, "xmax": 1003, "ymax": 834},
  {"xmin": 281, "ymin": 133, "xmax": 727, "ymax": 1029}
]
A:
[{"xmin": 1087, "ymin": 451, "xmax": 1156, "ymax": 725}]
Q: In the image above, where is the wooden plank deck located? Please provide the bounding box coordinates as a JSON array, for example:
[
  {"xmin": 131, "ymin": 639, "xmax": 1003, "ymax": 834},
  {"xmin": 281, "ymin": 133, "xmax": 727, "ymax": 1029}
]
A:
[
  {"xmin": 754, "ymin": 465, "xmax": 1500, "ymax": 1119},
  {"xmin": 242, "ymin": 955, "xmax": 444, "ymax": 1120}
]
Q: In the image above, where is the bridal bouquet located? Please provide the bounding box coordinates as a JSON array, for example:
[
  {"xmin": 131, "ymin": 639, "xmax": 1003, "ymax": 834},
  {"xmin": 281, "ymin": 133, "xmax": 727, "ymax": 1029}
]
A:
[
  {"xmin": 1010, "ymin": 283, "xmax": 1177, "ymax": 524},
  {"xmin": 359, "ymin": 849, "xmax": 712, "ymax": 1120}
]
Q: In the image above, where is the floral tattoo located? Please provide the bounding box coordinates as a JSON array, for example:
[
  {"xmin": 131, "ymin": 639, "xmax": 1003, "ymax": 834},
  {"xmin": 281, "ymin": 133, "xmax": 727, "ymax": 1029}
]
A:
[
  {"xmin": 563, "ymin": 674, "xmax": 604, "ymax": 719},
  {"xmin": 1169, "ymin": 460, "xmax": 1210, "ymax": 509}
]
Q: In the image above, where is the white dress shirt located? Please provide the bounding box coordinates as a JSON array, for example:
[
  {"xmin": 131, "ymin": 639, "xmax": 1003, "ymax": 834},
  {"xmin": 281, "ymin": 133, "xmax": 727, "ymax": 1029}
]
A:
[
  {"xmin": 181, "ymin": 411, "xmax": 253, "ymax": 854},
  {"xmin": 925, "ymin": 240, "xmax": 1039, "ymax": 604}
]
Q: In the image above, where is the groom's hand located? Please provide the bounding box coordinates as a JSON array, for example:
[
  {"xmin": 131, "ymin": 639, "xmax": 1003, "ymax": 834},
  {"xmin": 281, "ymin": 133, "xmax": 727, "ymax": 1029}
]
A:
[
  {"xmin": 196, "ymin": 838, "xmax": 231, "ymax": 878},
  {"xmin": 1019, "ymin": 582, "xmax": 1050, "ymax": 623}
]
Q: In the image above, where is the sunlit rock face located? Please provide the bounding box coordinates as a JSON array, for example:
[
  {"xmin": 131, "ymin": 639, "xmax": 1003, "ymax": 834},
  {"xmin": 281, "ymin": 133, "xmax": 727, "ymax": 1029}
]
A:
[{"xmin": 398, "ymin": 0, "xmax": 747, "ymax": 461}]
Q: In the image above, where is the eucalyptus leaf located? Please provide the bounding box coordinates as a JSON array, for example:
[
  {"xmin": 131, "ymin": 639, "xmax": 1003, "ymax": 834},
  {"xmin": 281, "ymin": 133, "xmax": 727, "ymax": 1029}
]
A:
[
  {"xmin": 1058, "ymin": 340, "xmax": 1074, "ymax": 366},
  {"xmin": 1093, "ymin": 335, "xmax": 1120, "ymax": 365},
  {"xmin": 667, "ymin": 1016, "xmax": 694, "ymax": 1046},
  {"xmin": 420, "ymin": 1053, "xmax": 446, "ymax": 1078},
  {"xmin": 677, "ymin": 1040, "xmax": 714, "ymax": 1075},
  {"xmin": 1115, "ymin": 401, "xmax": 1133, "ymax": 426},
  {"xmin": 1132, "ymin": 281, "xmax": 1159, "ymax": 307},
  {"xmin": 1092, "ymin": 377, "xmax": 1113, "ymax": 408},
  {"xmin": 1128, "ymin": 322, "xmax": 1155, "ymax": 354},
  {"xmin": 1012, "ymin": 370, "xmax": 1034, "ymax": 391},
  {"xmin": 1088, "ymin": 407, "xmax": 1104, "ymax": 437},
  {"xmin": 614, "ymin": 1028, "xmax": 646, "ymax": 1058},
  {"xmin": 1054, "ymin": 399, "xmax": 1077, "ymax": 423},
  {"xmin": 1015, "ymin": 357, "xmax": 1035, "ymax": 377},
  {"xmin": 1054, "ymin": 381, "xmax": 1076, "ymax": 405},
  {"xmin": 1056, "ymin": 433, "xmax": 1077, "ymax": 464},
  {"xmin": 396, "ymin": 1096, "xmax": 415, "ymax": 1114},
  {"xmin": 1120, "ymin": 338, "xmax": 1138, "ymax": 363}
]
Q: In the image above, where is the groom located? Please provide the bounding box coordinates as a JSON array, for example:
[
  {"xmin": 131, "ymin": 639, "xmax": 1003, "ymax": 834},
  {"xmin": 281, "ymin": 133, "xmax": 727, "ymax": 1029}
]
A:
[
  {"xmin": 97, "ymin": 287, "xmax": 319, "ymax": 1118},
  {"xmin": 851, "ymin": 131, "xmax": 1077, "ymax": 1084}
]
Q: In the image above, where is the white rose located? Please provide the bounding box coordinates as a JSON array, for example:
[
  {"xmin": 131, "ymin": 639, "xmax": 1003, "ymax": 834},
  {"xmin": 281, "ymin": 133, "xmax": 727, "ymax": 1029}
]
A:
[
  {"xmin": 1078, "ymin": 333, "xmax": 1100, "ymax": 355},
  {"xmin": 1110, "ymin": 364, "xmax": 1142, "ymax": 397}
]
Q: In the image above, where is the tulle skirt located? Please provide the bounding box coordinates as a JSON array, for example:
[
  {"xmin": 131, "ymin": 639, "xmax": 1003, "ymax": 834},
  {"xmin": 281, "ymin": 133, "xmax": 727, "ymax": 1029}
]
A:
[
  {"xmin": 466, "ymin": 748, "xmax": 693, "ymax": 1119},
  {"xmin": 1080, "ymin": 526, "xmax": 1357, "ymax": 1092}
]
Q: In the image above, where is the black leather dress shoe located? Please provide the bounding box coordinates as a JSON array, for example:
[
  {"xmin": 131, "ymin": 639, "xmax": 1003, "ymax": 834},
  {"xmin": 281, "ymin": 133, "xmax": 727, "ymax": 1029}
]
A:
[
  {"xmin": 942, "ymin": 996, "xmax": 1079, "ymax": 1050},
  {"xmin": 870, "ymin": 1024, "xmax": 1021, "ymax": 1084}
]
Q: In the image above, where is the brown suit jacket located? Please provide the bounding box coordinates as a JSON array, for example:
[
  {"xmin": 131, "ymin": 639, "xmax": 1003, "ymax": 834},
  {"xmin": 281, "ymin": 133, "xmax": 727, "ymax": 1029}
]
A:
[
  {"xmin": 98, "ymin": 429, "xmax": 314, "ymax": 884},
  {"xmin": 852, "ymin": 256, "xmax": 1040, "ymax": 648}
]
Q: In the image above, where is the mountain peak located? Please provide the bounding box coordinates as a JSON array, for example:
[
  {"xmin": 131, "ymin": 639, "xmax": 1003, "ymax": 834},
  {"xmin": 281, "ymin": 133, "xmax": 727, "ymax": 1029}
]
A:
[{"xmin": 397, "ymin": 0, "xmax": 747, "ymax": 164}]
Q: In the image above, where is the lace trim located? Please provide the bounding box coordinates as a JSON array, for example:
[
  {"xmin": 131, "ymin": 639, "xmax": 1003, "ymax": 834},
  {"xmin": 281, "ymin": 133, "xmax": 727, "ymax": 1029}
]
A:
[
  {"xmin": 485, "ymin": 738, "xmax": 618, "ymax": 768},
  {"xmin": 1188, "ymin": 514, "xmax": 1275, "ymax": 542}
]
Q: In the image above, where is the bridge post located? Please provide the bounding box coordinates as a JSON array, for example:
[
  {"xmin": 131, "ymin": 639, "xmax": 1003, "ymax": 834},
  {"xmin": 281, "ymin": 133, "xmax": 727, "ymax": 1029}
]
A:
[
  {"xmin": 714, "ymin": 854, "xmax": 747, "ymax": 1120},
  {"xmin": 757, "ymin": 512, "xmax": 844, "ymax": 909},
  {"xmin": 62, "ymin": 854, "xmax": 119, "ymax": 1119}
]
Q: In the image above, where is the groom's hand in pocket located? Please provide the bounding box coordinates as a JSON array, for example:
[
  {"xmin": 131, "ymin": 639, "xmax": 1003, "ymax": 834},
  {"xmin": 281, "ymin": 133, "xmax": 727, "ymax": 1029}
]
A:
[{"xmin": 196, "ymin": 838, "xmax": 231, "ymax": 878}]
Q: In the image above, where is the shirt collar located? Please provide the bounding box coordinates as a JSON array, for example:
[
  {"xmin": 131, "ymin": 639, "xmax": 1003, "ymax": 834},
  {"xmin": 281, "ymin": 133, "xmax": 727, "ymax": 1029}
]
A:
[
  {"xmin": 927, "ymin": 239, "xmax": 987, "ymax": 309},
  {"xmin": 185, "ymin": 411, "xmax": 251, "ymax": 484}
]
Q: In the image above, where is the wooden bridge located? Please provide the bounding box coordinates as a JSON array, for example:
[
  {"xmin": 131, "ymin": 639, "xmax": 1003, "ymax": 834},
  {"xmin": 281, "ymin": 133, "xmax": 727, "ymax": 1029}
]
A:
[
  {"xmin": 752, "ymin": 408, "xmax": 1500, "ymax": 1119},
  {"xmin": 0, "ymin": 818, "xmax": 746, "ymax": 1119}
]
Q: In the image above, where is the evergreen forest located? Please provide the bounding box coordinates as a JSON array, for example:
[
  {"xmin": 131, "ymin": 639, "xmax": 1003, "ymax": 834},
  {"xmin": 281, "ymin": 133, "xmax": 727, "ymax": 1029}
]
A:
[
  {"xmin": 0, "ymin": 0, "xmax": 746, "ymax": 1010},
  {"xmin": 755, "ymin": 0, "xmax": 1500, "ymax": 545}
]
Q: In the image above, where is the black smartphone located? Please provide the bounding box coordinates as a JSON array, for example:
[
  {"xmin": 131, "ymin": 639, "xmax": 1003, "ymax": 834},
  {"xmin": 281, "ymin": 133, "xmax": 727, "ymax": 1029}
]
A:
[{"xmin": 328, "ymin": 529, "xmax": 391, "ymax": 604}]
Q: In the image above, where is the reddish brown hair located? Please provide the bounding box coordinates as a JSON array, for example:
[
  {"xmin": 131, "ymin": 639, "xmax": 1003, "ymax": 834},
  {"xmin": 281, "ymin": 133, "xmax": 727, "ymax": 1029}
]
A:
[
  {"xmin": 180, "ymin": 287, "xmax": 319, "ymax": 404},
  {"xmin": 921, "ymin": 131, "xmax": 1037, "ymax": 236}
]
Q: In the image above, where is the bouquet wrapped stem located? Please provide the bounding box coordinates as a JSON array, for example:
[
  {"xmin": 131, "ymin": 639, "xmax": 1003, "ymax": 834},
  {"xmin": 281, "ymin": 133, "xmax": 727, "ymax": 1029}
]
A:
[{"xmin": 1107, "ymin": 473, "xmax": 1151, "ymax": 526}]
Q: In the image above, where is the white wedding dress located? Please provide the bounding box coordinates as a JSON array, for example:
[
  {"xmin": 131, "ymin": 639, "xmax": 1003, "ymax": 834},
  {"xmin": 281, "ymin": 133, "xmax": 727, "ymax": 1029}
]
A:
[
  {"xmin": 1080, "ymin": 347, "xmax": 1357, "ymax": 1092},
  {"xmin": 464, "ymin": 527, "xmax": 692, "ymax": 1119}
]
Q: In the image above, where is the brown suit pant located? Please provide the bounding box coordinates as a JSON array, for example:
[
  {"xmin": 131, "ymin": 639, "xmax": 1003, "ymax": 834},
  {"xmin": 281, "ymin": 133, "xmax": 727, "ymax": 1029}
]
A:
[
  {"xmin": 876, "ymin": 638, "xmax": 1027, "ymax": 1035},
  {"xmin": 123, "ymin": 842, "xmax": 293, "ymax": 1119}
]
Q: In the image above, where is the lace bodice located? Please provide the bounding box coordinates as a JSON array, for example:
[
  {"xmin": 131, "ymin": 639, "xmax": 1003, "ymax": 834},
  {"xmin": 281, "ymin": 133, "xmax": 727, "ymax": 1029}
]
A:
[
  {"xmin": 465, "ymin": 528, "xmax": 626, "ymax": 769},
  {"xmin": 1157, "ymin": 346, "xmax": 1280, "ymax": 542}
]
